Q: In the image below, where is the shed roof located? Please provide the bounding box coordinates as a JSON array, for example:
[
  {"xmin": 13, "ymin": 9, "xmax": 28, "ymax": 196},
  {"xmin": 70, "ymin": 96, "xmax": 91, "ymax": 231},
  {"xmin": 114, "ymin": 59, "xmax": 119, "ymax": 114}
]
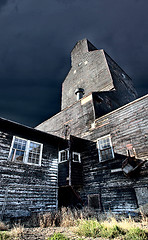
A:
[{"xmin": 0, "ymin": 117, "xmax": 67, "ymax": 147}]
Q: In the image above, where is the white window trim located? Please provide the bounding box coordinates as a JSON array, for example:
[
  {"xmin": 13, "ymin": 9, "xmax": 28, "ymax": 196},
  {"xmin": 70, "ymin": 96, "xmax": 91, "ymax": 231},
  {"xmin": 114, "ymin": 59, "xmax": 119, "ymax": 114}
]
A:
[
  {"xmin": 8, "ymin": 136, "xmax": 43, "ymax": 166},
  {"xmin": 58, "ymin": 150, "xmax": 81, "ymax": 163},
  {"xmin": 72, "ymin": 152, "xmax": 81, "ymax": 163},
  {"xmin": 97, "ymin": 134, "xmax": 114, "ymax": 162},
  {"xmin": 8, "ymin": 136, "xmax": 16, "ymax": 161},
  {"xmin": 58, "ymin": 149, "xmax": 69, "ymax": 163}
]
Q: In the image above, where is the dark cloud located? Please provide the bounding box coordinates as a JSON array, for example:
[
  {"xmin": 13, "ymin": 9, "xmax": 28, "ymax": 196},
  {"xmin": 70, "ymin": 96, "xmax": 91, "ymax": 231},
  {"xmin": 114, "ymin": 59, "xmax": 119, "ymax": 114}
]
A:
[
  {"xmin": 0, "ymin": 0, "xmax": 8, "ymax": 10},
  {"xmin": 0, "ymin": 0, "xmax": 148, "ymax": 127}
]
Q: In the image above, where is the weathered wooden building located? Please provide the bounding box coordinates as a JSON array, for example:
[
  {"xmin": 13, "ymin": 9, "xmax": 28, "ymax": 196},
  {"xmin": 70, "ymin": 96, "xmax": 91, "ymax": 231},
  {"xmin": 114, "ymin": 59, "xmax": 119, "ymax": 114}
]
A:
[
  {"xmin": 36, "ymin": 39, "xmax": 148, "ymax": 213},
  {"xmin": 0, "ymin": 117, "xmax": 67, "ymax": 219},
  {"xmin": 0, "ymin": 39, "xmax": 147, "ymax": 218}
]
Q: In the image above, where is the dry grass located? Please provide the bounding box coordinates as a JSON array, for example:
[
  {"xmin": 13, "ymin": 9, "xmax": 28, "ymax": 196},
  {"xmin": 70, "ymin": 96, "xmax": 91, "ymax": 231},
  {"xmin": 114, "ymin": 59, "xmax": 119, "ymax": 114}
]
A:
[
  {"xmin": 37, "ymin": 207, "xmax": 148, "ymax": 231},
  {"xmin": 0, "ymin": 207, "xmax": 147, "ymax": 239},
  {"xmin": 39, "ymin": 211, "xmax": 60, "ymax": 227},
  {"xmin": 9, "ymin": 223, "xmax": 24, "ymax": 239},
  {"xmin": 38, "ymin": 207, "xmax": 97, "ymax": 228},
  {"xmin": 0, "ymin": 222, "xmax": 24, "ymax": 239},
  {"xmin": 0, "ymin": 221, "xmax": 8, "ymax": 231},
  {"xmin": 101, "ymin": 210, "xmax": 148, "ymax": 232},
  {"xmin": 103, "ymin": 215, "xmax": 148, "ymax": 231},
  {"xmin": 76, "ymin": 215, "xmax": 148, "ymax": 239}
]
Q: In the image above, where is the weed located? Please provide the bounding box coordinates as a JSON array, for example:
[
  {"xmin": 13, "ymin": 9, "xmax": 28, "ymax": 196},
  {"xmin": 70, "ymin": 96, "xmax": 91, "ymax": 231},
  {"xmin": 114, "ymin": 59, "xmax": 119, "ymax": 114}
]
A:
[
  {"xmin": 60, "ymin": 207, "xmax": 76, "ymax": 227},
  {"xmin": 125, "ymin": 227, "xmax": 148, "ymax": 240},
  {"xmin": 76, "ymin": 219, "xmax": 148, "ymax": 239},
  {"xmin": 76, "ymin": 219, "xmax": 104, "ymax": 237},
  {"xmin": 2, "ymin": 208, "xmax": 147, "ymax": 239},
  {"xmin": 0, "ymin": 231, "xmax": 10, "ymax": 240},
  {"xmin": 0, "ymin": 222, "xmax": 8, "ymax": 231},
  {"xmin": 47, "ymin": 232, "xmax": 70, "ymax": 240},
  {"xmin": 40, "ymin": 212, "xmax": 54, "ymax": 227},
  {"xmin": 9, "ymin": 223, "xmax": 24, "ymax": 239},
  {"xmin": 101, "ymin": 225, "xmax": 126, "ymax": 238}
]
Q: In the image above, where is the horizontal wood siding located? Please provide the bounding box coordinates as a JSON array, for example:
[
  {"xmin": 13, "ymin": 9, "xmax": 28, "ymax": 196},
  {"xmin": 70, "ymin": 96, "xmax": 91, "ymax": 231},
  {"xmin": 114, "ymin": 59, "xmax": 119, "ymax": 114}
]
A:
[
  {"xmin": 79, "ymin": 139, "xmax": 148, "ymax": 212},
  {"xmin": 62, "ymin": 49, "xmax": 114, "ymax": 109},
  {"xmin": 36, "ymin": 95, "xmax": 95, "ymax": 139},
  {"xmin": 37, "ymin": 94, "xmax": 148, "ymax": 161},
  {"xmin": 37, "ymin": 95, "xmax": 148, "ymax": 212},
  {"xmin": 87, "ymin": 95, "xmax": 148, "ymax": 161},
  {"xmin": 0, "ymin": 130, "xmax": 58, "ymax": 218}
]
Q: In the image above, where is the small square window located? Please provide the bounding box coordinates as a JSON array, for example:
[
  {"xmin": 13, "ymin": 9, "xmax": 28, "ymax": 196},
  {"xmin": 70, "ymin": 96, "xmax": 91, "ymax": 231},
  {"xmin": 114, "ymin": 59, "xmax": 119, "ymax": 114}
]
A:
[
  {"xmin": 72, "ymin": 152, "xmax": 81, "ymax": 163},
  {"xmin": 58, "ymin": 150, "xmax": 81, "ymax": 163},
  {"xmin": 59, "ymin": 149, "xmax": 69, "ymax": 163},
  {"xmin": 97, "ymin": 135, "xmax": 114, "ymax": 162}
]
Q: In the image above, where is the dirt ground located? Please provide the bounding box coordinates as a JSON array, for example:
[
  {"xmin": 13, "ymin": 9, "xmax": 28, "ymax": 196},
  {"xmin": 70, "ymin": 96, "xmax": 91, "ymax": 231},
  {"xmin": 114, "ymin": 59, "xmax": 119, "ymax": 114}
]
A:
[{"xmin": 21, "ymin": 226, "xmax": 104, "ymax": 240}]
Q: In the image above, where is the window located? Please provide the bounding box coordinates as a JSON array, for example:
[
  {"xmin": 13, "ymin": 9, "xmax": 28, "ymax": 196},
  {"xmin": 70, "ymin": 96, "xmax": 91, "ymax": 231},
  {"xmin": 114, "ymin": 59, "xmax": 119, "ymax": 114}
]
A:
[
  {"xmin": 59, "ymin": 149, "xmax": 69, "ymax": 163},
  {"xmin": 58, "ymin": 150, "xmax": 81, "ymax": 163},
  {"xmin": 97, "ymin": 135, "xmax": 114, "ymax": 162},
  {"xmin": 9, "ymin": 136, "xmax": 43, "ymax": 166},
  {"xmin": 72, "ymin": 152, "xmax": 81, "ymax": 163}
]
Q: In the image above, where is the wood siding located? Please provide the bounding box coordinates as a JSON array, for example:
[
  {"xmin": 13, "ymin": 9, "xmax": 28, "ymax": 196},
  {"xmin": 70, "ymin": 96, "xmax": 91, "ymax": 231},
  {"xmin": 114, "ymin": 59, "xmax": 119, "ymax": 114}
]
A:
[
  {"xmin": 62, "ymin": 39, "xmax": 114, "ymax": 110},
  {"xmin": 36, "ymin": 93, "xmax": 95, "ymax": 139},
  {"xmin": 0, "ymin": 124, "xmax": 60, "ymax": 219},
  {"xmin": 87, "ymin": 94, "xmax": 148, "ymax": 161},
  {"xmin": 61, "ymin": 39, "xmax": 137, "ymax": 110},
  {"xmin": 79, "ymin": 140, "xmax": 147, "ymax": 213},
  {"xmin": 37, "ymin": 94, "xmax": 148, "ymax": 162},
  {"xmin": 36, "ymin": 94, "xmax": 148, "ymax": 212},
  {"xmin": 78, "ymin": 95, "xmax": 148, "ymax": 212}
]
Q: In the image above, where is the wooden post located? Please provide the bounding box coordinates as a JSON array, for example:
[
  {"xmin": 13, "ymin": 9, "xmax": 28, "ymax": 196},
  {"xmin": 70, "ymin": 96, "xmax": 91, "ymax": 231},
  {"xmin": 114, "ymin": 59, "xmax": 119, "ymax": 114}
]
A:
[
  {"xmin": 68, "ymin": 138, "xmax": 72, "ymax": 186},
  {"xmin": 63, "ymin": 124, "xmax": 72, "ymax": 186}
]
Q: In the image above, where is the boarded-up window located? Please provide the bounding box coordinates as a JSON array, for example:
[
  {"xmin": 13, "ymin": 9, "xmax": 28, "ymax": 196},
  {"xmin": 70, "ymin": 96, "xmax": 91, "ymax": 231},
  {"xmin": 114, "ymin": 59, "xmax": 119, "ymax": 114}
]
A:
[{"xmin": 88, "ymin": 194, "xmax": 101, "ymax": 209}]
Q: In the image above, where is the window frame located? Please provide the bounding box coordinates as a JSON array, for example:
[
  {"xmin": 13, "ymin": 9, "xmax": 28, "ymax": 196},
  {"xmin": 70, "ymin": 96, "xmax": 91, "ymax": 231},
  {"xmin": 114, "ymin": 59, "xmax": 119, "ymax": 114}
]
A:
[
  {"xmin": 58, "ymin": 149, "xmax": 69, "ymax": 163},
  {"xmin": 58, "ymin": 150, "xmax": 81, "ymax": 163},
  {"xmin": 97, "ymin": 134, "xmax": 114, "ymax": 162},
  {"xmin": 8, "ymin": 136, "xmax": 43, "ymax": 166},
  {"xmin": 72, "ymin": 152, "xmax": 81, "ymax": 163}
]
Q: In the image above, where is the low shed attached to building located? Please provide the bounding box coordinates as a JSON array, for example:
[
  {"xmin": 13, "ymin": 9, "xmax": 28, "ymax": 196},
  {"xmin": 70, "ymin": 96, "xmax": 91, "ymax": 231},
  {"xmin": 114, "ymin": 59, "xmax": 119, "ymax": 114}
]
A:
[{"xmin": 0, "ymin": 117, "xmax": 67, "ymax": 219}]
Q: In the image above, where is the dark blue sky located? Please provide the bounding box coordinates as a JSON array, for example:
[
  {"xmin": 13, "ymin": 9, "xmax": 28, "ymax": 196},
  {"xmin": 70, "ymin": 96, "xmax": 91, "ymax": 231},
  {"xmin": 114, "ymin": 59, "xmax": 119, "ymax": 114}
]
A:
[{"xmin": 0, "ymin": 0, "xmax": 148, "ymax": 127}]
